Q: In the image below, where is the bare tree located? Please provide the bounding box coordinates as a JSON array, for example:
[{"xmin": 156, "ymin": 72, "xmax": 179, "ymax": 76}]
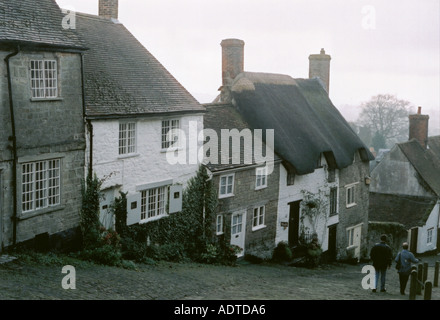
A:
[{"xmin": 356, "ymin": 94, "xmax": 412, "ymax": 148}]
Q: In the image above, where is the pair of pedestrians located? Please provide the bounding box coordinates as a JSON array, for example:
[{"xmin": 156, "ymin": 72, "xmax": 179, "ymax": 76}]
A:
[{"xmin": 370, "ymin": 234, "xmax": 419, "ymax": 295}]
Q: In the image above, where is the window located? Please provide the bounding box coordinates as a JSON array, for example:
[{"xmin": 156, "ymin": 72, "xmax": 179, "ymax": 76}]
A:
[
  {"xmin": 216, "ymin": 215, "xmax": 224, "ymax": 235},
  {"xmin": 427, "ymin": 228, "xmax": 434, "ymax": 244},
  {"xmin": 317, "ymin": 153, "xmax": 322, "ymax": 168},
  {"xmin": 347, "ymin": 228, "xmax": 354, "ymax": 247},
  {"xmin": 255, "ymin": 167, "xmax": 267, "ymax": 189},
  {"xmin": 345, "ymin": 183, "xmax": 357, "ymax": 207},
  {"xmin": 30, "ymin": 60, "xmax": 57, "ymax": 98},
  {"xmin": 329, "ymin": 187, "xmax": 338, "ymax": 216},
  {"xmin": 219, "ymin": 174, "xmax": 234, "ymax": 198},
  {"xmin": 252, "ymin": 206, "xmax": 265, "ymax": 230},
  {"xmin": 22, "ymin": 159, "xmax": 60, "ymax": 213},
  {"xmin": 119, "ymin": 122, "xmax": 136, "ymax": 155},
  {"xmin": 140, "ymin": 186, "xmax": 167, "ymax": 221},
  {"xmin": 161, "ymin": 119, "xmax": 180, "ymax": 149},
  {"xmin": 231, "ymin": 213, "xmax": 243, "ymax": 235}
]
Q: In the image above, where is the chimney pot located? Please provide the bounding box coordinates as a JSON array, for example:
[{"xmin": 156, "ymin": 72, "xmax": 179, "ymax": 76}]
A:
[
  {"xmin": 99, "ymin": 0, "xmax": 118, "ymax": 20},
  {"xmin": 418, "ymin": 106, "xmax": 422, "ymax": 114}
]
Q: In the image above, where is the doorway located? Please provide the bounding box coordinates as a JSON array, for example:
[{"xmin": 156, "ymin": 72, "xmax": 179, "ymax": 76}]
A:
[
  {"xmin": 288, "ymin": 200, "xmax": 301, "ymax": 247},
  {"xmin": 230, "ymin": 211, "xmax": 246, "ymax": 257},
  {"xmin": 327, "ymin": 224, "xmax": 337, "ymax": 261},
  {"xmin": 410, "ymin": 227, "xmax": 418, "ymax": 254}
]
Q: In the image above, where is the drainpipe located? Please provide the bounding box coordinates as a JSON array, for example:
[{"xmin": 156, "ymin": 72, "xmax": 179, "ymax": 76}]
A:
[
  {"xmin": 5, "ymin": 46, "xmax": 20, "ymax": 246},
  {"xmin": 79, "ymin": 53, "xmax": 93, "ymax": 180}
]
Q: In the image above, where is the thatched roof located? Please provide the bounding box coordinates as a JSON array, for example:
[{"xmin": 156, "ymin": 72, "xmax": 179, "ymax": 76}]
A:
[
  {"xmin": 203, "ymin": 103, "xmax": 280, "ymax": 172},
  {"xmin": 230, "ymin": 72, "xmax": 374, "ymax": 175}
]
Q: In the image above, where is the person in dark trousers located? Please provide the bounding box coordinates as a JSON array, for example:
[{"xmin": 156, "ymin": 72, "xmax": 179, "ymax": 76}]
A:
[
  {"xmin": 395, "ymin": 242, "xmax": 420, "ymax": 295},
  {"xmin": 370, "ymin": 234, "xmax": 393, "ymax": 292}
]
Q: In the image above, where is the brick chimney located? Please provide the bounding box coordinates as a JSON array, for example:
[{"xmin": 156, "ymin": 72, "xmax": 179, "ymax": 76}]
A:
[
  {"xmin": 219, "ymin": 39, "xmax": 244, "ymax": 102},
  {"xmin": 409, "ymin": 106, "xmax": 429, "ymax": 149},
  {"xmin": 309, "ymin": 48, "xmax": 331, "ymax": 94},
  {"xmin": 99, "ymin": 0, "xmax": 118, "ymax": 20}
]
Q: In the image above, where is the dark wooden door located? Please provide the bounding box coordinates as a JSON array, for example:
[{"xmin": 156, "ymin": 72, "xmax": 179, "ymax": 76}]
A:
[
  {"xmin": 410, "ymin": 227, "xmax": 418, "ymax": 253},
  {"xmin": 328, "ymin": 224, "xmax": 337, "ymax": 261},
  {"xmin": 288, "ymin": 201, "xmax": 301, "ymax": 246}
]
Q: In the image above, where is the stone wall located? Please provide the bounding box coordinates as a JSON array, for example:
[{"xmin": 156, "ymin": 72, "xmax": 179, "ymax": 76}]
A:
[
  {"xmin": 213, "ymin": 162, "xmax": 280, "ymax": 259},
  {"xmin": 337, "ymin": 152, "xmax": 371, "ymax": 260},
  {"xmin": 0, "ymin": 50, "xmax": 85, "ymax": 249}
]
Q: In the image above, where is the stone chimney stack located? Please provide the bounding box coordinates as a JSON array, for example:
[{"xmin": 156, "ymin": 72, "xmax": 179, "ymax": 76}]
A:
[
  {"xmin": 309, "ymin": 48, "xmax": 331, "ymax": 94},
  {"xmin": 409, "ymin": 106, "xmax": 429, "ymax": 149},
  {"xmin": 99, "ymin": 0, "xmax": 118, "ymax": 20}
]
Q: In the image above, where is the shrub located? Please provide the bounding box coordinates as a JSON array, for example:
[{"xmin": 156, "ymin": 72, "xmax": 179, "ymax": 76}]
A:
[
  {"xmin": 78, "ymin": 245, "xmax": 122, "ymax": 266},
  {"xmin": 272, "ymin": 242, "xmax": 293, "ymax": 262}
]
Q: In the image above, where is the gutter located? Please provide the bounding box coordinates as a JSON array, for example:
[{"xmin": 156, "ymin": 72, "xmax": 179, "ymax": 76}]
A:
[{"xmin": 4, "ymin": 46, "xmax": 20, "ymax": 246}]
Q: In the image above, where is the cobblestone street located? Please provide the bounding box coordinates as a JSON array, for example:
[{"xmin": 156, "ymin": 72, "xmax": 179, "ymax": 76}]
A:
[{"xmin": 1, "ymin": 253, "xmax": 439, "ymax": 301}]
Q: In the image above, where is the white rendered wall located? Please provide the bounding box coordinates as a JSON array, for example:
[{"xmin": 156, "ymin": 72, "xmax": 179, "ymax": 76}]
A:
[
  {"xmin": 276, "ymin": 163, "xmax": 339, "ymax": 252},
  {"xmin": 86, "ymin": 114, "xmax": 204, "ymax": 197}
]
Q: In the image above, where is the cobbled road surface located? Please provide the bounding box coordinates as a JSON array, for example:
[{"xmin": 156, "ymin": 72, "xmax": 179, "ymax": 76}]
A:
[{"xmin": 0, "ymin": 253, "xmax": 439, "ymax": 301}]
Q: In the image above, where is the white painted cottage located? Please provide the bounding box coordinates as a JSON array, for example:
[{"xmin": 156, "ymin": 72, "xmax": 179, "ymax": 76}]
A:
[{"xmin": 76, "ymin": 2, "xmax": 205, "ymax": 228}]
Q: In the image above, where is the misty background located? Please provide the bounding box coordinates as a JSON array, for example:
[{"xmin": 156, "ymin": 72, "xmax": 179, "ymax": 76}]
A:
[{"xmin": 56, "ymin": 0, "xmax": 440, "ymax": 138}]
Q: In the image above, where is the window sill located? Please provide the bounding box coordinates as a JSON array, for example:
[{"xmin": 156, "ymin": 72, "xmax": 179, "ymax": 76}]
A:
[
  {"xmin": 255, "ymin": 185, "xmax": 267, "ymax": 191},
  {"xmin": 219, "ymin": 194, "xmax": 234, "ymax": 199},
  {"xmin": 252, "ymin": 225, "xmax": 266, "ymax": 232},
  {"xmin": 117, "ymin": 153, "xmax": 140, "ymax": 160},
  {"xmin": 346, "ymin": 203, "xmax": 357, "ymax": 209},
  {"xmin": 139, "ymin": 214, "xmax": 168, "ymax": 224},
  {"xmin": 18, "ymin": 205, "xmax": 65, "ymax": 221},
  {"xmin": 30, "ymin": 97, "xmax": 63, "ymax": 102},
  {"xmin": 216, "ymin": 232, "xmax": 224, "ymax": 236},
  {"xmin": 160, "ymin": 147, "xmax": 183, "ymax": 153}
]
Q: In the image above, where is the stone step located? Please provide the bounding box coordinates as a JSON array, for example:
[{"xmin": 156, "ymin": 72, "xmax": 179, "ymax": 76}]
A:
[{"xmin": 0, "ymin": 255, "xmax": 17, "ymax": 265}]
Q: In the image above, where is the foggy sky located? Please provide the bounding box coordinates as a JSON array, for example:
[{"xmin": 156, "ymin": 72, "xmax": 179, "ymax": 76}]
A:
[{"xmin": 56, "ymin": 0, "xmax": 440, "ymax": 134}]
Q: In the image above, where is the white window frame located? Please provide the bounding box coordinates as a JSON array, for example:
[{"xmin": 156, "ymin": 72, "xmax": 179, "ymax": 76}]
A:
[
  {"xmin": 30, "ymin": 60, "xmax": 58, "ymax": 98},
  {"xmin": 427, "ymin": 228, "xmax": 433, "ymax": 244},
  {"xmin": 216, "ymin": 215, "xmax": 224, "ymax": 235},
  {"xmin": 255, "ymin": 167, "xmax": 267, "ymax": 190},
  {"xmin": 252, "ymin": 205, "xmax": 266, "ymax": 231},
  {"xmin": 118, "ymin": 122, "xmax": 137, "ymax": 156},
  {"xmin": 219, "ymin": 173, "xmax": 234, "ymax": 198},
  {"xmin": 161, "ymin": 119, "xmax": 180, "ymax": 150},
  {"xmin": 21, "ymin": 159, "xmax": 61, "ymax": 213},
  {"xmin": 140, "ymin": 186, "xmax": 168, "ymax": 222},
  {"xmin": 345, "ymin": 182, "xmax": 358, "ymax": 208}
]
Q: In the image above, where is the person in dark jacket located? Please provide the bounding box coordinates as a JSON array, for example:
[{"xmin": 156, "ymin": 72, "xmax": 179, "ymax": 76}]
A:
[
  {"xmin": 370, "ymin": 234, "xmax": 393, "ymax": 292},
  {"xmin": 395, "ymin": 242, "xmax": 420, "ymax": 295}
]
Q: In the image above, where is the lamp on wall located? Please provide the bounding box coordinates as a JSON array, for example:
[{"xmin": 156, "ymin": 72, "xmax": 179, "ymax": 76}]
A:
[{"xmin": 365, "ymin": 176, "xmax": 371, "ymax": 185}]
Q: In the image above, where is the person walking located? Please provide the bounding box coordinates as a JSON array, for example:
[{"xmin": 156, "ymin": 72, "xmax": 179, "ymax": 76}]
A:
[
  {"xmin": 370, "ymin": 234, "xmax": 393, "ymax": 292},
  {"xmin": 395, "ymin": 242, "xmax": 420, "ymax": 295}
]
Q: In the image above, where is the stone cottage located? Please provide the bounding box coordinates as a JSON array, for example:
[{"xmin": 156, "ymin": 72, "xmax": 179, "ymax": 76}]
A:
[
  {"xmin": 203, "ymin": 103, "xmax": 281, "ymax": 259},
  {"xmin": 0, "ymin": 0, "xmax": 87, "ymax": 251},
  {"xmin": 76, "ymin": 0, "xmax": 205, "ymax": 228},
  {"xmin": 370, "ymin": 107, "xmax": 440, "ymax": 254},
  {"xmin": 215, "ymin": 39, "xmax": 373, "ymax": 261}
]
